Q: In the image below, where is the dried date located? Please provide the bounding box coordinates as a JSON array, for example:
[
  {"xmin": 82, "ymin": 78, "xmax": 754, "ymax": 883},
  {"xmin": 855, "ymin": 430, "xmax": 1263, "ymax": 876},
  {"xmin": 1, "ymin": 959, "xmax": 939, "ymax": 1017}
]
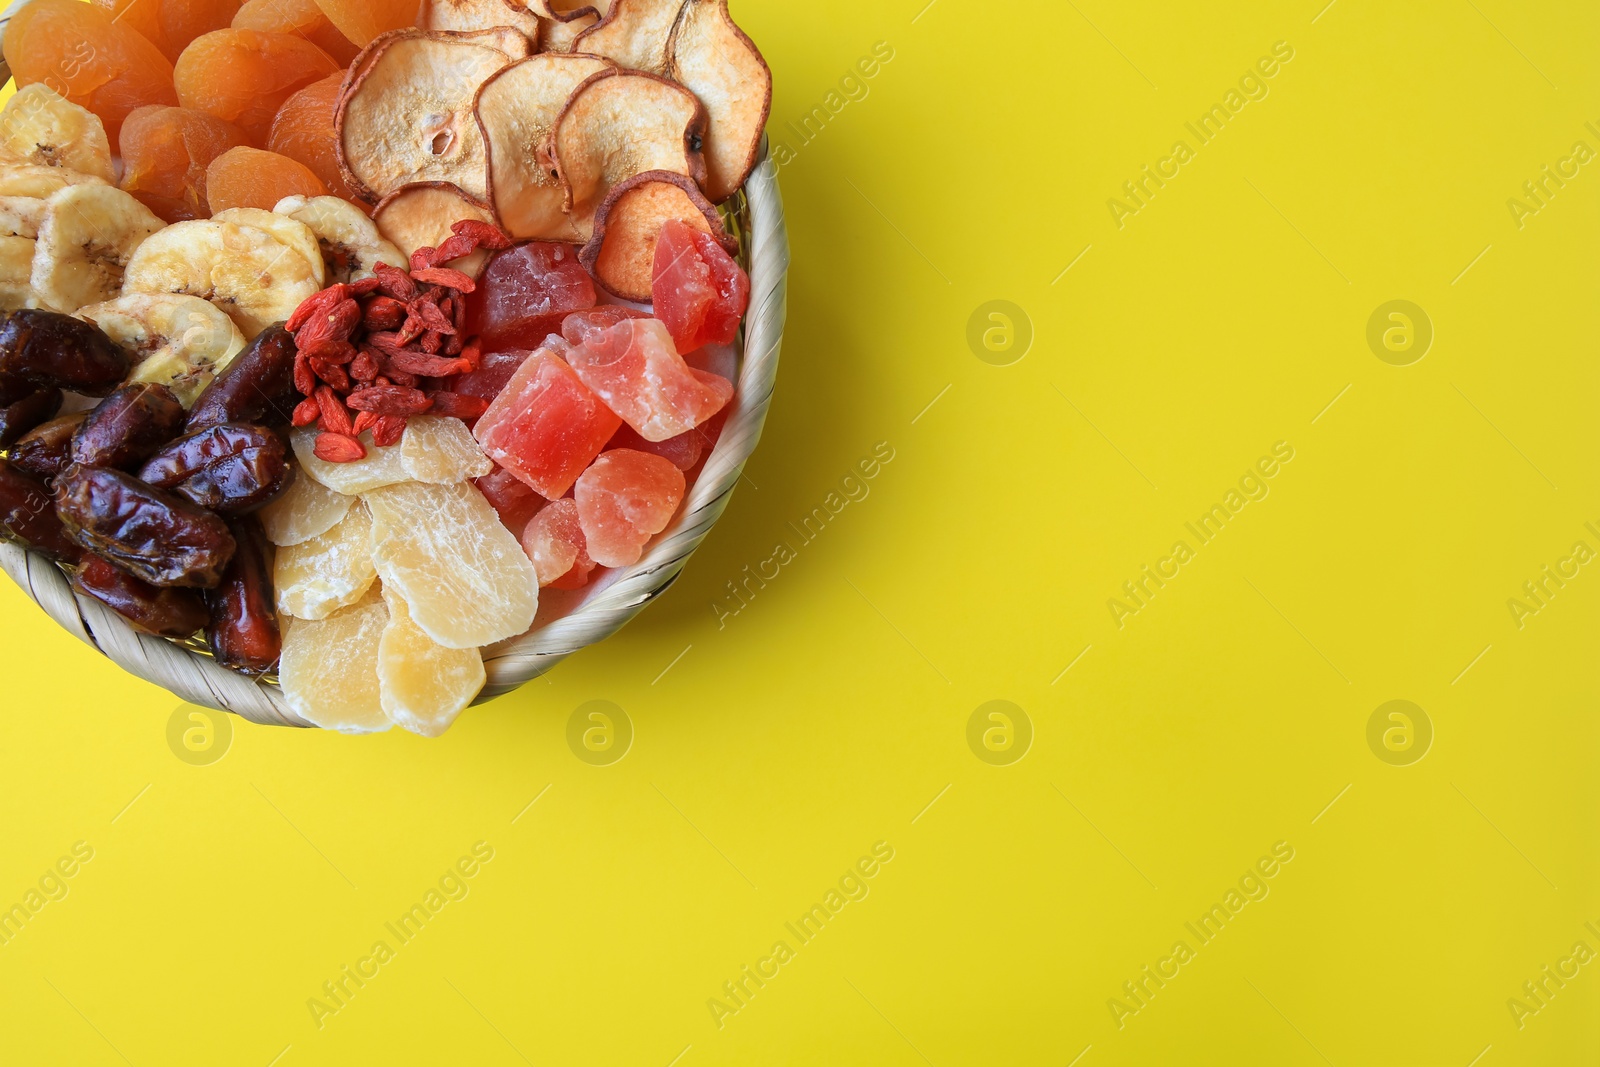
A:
[
  {"xmin": 186, "ymin": 325, "xmax": 299, "ymax": 432},
  {"xmin": 0, "ymin": 309, "xmax": 129, "ymax": 396},
  {"xmin": 73, "ymin": 555, "xmax": 209, "ymax": 638},
  {"xmin": 0, "ymin": 373, "xmax": 62, "ymax": 447},
  {"xmin": 54, "ymin": 466, "xmax": 235, "ymax": 588},
  {"xmin": 205, "ymin": 517, "xmax": 280, "ymax": 673},
  {"xmin": 9, "ymin": 413, "xmax": 85, "ymax": 480},
  {"xmin": 0, "ymin": 457, "xmax": 81, "ymax": 562},
  {"xmin": 138, "ymin": 423, "xmax": 290, "ymax": 514},
  {"xmin": 70, "ymin": 383, "xmax": 186, "ymax": 470}
]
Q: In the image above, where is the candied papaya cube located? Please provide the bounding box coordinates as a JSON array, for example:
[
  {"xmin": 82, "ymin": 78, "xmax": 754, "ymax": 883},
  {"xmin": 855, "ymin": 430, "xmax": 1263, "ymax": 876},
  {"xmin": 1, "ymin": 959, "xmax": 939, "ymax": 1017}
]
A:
[
  {"xmin": 475, "ymin": 465, "xmax": 544, "ymax": 534},
  {"xmin": 563, "ymin": 317, "xmax": 732, "ymax": 442},
  {"xmin": 521, "ymin": 498, "xmax": 594, "ymax": 588},
  {"xmin": 120, "ymin": 105, "xmax": 251, "ymax": 222},
  {"xmin": 469, "ymin": 242, "xmax": 595, "ymax": 352},
  {"xmin": 451, "ymin": 349, "xmax": 531, "ymax": 408},
  {"xmin": 575, "ymin": 450, "xmax": 685, "ymax": 568},
  {"xmin": 653, "ymin": 218, "xmax": 749, "ymax": 354},
  {"xmin": 174, "ymin": 28, "xmax": 341, "ymax": 144},
  {"xmin": 605, "ymin": 421, "xmax": 706, "ymax": 472},
  {"xmin": 473, "ymin": 350, "xmax": 621, "ymax": 500}
]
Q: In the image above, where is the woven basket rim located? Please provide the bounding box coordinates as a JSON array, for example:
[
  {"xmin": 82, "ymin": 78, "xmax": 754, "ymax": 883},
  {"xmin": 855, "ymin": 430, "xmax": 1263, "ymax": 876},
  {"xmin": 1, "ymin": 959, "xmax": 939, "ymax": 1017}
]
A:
[{"xmin": 0, "ymin": 145, "xmax": 789, "ymax": 728}]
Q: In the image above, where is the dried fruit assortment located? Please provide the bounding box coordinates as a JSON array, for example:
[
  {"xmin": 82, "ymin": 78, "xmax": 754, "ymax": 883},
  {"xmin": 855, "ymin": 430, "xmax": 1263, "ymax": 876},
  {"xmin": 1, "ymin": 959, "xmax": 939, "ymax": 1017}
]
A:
[{"xmin": 0, "ymin": 0, "xmax": 770, "ymax": 735}]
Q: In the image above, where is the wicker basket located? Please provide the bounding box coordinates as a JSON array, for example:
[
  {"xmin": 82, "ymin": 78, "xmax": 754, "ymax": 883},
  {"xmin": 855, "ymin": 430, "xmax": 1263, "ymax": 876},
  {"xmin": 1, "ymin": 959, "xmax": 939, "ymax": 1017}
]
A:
[{"xmin": 0, "ymin": 139, "xmax": 788, "ymax": 727}]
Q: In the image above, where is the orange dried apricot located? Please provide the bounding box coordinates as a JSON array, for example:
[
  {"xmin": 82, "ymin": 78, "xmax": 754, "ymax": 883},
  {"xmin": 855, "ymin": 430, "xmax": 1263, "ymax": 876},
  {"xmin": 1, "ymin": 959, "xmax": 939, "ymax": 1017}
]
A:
[
  {"xmin": 91, "ymin": 0, "xmax": 245, "ymax": 64},
  {"xmin": 205, "ymin": 146, "xmax": 327, "ymax": 212},
  {"xmin": 120, "ymin": 105, "xmax": 252, "ymax": 223},
  {"xmin": 2, "ymin": 0, "xmax": 178, "ymax": 143},
  {"xmin": 232, "ymin": 0, "xmax": 358, "ymax": 65},
  {"xmin": 268, "ymin": 73, "xmax": 366, "ymax": 206},
  {"xmin": 174, "ymin": 28, "xmax": 340, "ymax": 144},
  {"xmin": 308, "ymin": 0, "xmax": 415, "ymax": 48}
]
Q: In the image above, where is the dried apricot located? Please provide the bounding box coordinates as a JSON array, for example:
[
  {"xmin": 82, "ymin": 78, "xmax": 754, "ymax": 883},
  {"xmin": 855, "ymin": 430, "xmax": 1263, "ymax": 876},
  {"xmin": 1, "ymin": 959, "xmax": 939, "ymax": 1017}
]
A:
[
  {"xmin": 232, "ymin": 0, "xmax": 358, "ymax": 65},
  {"xmin": 119, "ymin": 105, "xmax": 251, "ymax": 223},
  {"xmin": 174, "ymin": 28, "xmax": 340, "ymax": 143},
  {"xmin": 268, "ymin": 74, "xmax": 367, "ymax": 206},
  {"xmin": 205, "ymin": 146, "xmax": 327, "ymax": 212},
  {"xmin": 92, "ymin": 0, "xmax": 246, "ymax": 64},
  {"xmin": 309, "ymin": 0, "xmax": 416, "ymax": 48},
  {"xmin": 3, "ymin": 0, "xmax": 178, "ymax": 143}
]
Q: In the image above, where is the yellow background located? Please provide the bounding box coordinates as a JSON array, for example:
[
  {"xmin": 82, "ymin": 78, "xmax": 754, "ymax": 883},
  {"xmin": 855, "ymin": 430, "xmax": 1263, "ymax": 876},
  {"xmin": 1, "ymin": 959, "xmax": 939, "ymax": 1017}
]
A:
[{"xmin": 2, "ymin": 0, "xmax": 1598, "ymax": 1063}]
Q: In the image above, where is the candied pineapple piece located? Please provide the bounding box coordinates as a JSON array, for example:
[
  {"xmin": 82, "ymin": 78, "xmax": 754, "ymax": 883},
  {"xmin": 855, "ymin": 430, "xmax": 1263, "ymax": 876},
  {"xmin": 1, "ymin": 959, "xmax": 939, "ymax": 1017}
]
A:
[
  {"xmin": 364, "ymin": 480, "xmax": 537, "ymax": 649},
  {"xmin": 378, "ymin": 588, "xmax": 485, "ymax": 737},
  {"xmin": 291, "ymin": 425, "xmax": 409, "ymax": 495},
  {"xmin": 259, "ymin": 470, "xmax": 354, "ymax": 546},
  {"xmin": 274, "ymin": 500, "xmax": 377, "ymax": 620},
  {"xmin": 279, "ymin": 594, "xmax": 391, "ymax": 733},
  {"xmin": 401, "ymin": 415, "xmax": 493, "ymax": 484}
]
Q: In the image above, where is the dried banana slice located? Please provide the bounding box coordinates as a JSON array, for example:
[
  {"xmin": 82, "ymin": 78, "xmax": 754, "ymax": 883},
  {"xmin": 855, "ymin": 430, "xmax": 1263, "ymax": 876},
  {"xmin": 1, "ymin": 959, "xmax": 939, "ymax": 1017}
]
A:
[
  {"xmin": 74, "ymin": 294, "xmax": 247, "ymax": 407},
  {"xmin": 0, "ymin": 236, "xmax": 36, "ymax": 310},
  {"xmin": 31, "ymin": 184, "xmax": 164, "ymax": 312},
  {"xmin": 0, "ymin": 197, "xmax": 47, "ymax": 239},
  {"xmin": 209, "ymin": 208, "xmax": 327, "ymax": 289},
  {"xmin": 0, "ymin": 85, "xmax": 115, "ymax": 183},
  {"xmin": 273, "ymin": 194, "xmax": 406, "ymax": 283},
  {"xmin": 0, "ymin": 163, "xmax": 108, "ymax": 198}
]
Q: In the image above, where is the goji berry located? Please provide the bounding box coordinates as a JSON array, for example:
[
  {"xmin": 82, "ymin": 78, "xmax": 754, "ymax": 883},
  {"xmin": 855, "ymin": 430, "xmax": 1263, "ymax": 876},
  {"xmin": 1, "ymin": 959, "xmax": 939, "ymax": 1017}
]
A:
[
  {"xmin": 427, "ymin": 391, "xmax": 490, "ymax": 420},
  {"xmin": 373, "ymin": 262, "xmax": 417, "ymax": 302},
  {"xmin": 313, "ymin": 432, "xmax": 366, "ymax": 463},
  {"xmin": 351, "ymin": 349, "xmax": 381, "ymax": 381},
  {"xmin": 301, "ymin": 339, "xmax": 357, "ymax": 364},
  {"xmin": 388, "ymin": 351, "xmax": 471, "ymax": 377},
  {"xmin": 347, "ymin": 385, "xmax": 434, "ymax": 416},
  {"xmin": 315, "ymin": 385, "xmax": 354, "ymax": 436},
  {"xmin": 293, "ymin": 352, "xmax": 316, "ymax": 396},
  {"xmin": 292, "ymin": 396, "xmax": 321, "ymax": 427},
  {"xmin": 352, "ymin": 411, "xmax": 378, "ymax": 436},
  {"xmin": 362, "ymin": 296, "xmax": 407, "ymax": 331},
  {"xmin": 411, "ymin": 266, "xmax": 476, "ymax": 293},
  {"xmin": 432, "ymin": 234, "xmax": 477, "ymax": 263},
  {"xmin": 410, "ymin": 248, "xmax": 435, "ymax": 273},
  {"xmin": 451, "ymin": 219, "xmax": 512, "ymax": 249},
  {"xmin": 286, "ymin": 284, "xmax": 349, "ymax": 333},
  {"xmin": 373, "ymin": 416, "xmax": 406, "ymax": 447},
  {"xmin": 409, "ymin": 298, "xmax": 456, "ymax": 334},
  {"xmin": 309, "ymin": 359, "xmax": 352, "ymax": 391}
]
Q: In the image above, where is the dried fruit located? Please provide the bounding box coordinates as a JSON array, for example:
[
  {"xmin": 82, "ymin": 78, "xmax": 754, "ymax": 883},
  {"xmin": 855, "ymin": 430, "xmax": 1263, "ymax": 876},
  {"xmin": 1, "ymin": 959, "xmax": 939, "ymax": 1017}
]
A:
[
  {"xmin": 451, "ymin": 348, "xmax": 532, "ymax": 405},
  {"xmin": 574, "ymin": 447, "xmax": 683, "ymax": 567},
  {"xmin": 290, "ymin": 424, "xmax": 410, "ymax": 494},
  {"xmin": 314, "ymin": 431, "xmax": 366, "ymax": 462},
  {"xmin": 205, "ymin": 146, "xmax": 329, "ymax": 213},
  {"xmin": 377, "ymin": 587, "xmax": 485, "ymax": 736},
  {"xmin": 521, "ymin": 496, "xmax": 594, "ymax": 586},
  {"xmin": 0, "ymin": 374, "xmax": 62, "ymax": 448},
  {"xmin": 0, "ymin": 308, "xmax": 130, "ymax": 395},
  {"xmin": 275, "ymin": 194, "xmax": 407, "ymax": 283},
  {"xmin": 139, "ymin": 423, "xmax": 291, "ymax": 513},
  {"xmin": 267, "ymin": 74, "xmax": 368, "ymax": 205},
  {"xmin": 419, "ymin": 0, "xmax": 540, "ymax": 41},
  {"xmin": 258, "ymin": 466, "xmax": 353, "ymax": 545},
  {"xmin": 336, "ymin": 33, "xmax": 514, "ymax": 203},
  {"xmin": 472, "ymin": 349, "xmax": 620, "ymax": 498},
  {"xmin": 0, "ymin": 163, "xmax": 108, "ymax": 199},
  {"xmin": 118, "ymin": 105, "xmax": 252, "ymax": 223},
  {"xmin": 0, "ymin": 84, "xmax": 115, "ymax": 182},
  {"xmin": 0, "ymin": 456, "xmax": 81, "ymax": 561},
  {"xmin": 400, "ymin": 415, "xmax": 494, "ymax": 483},
  {"xmin": 651, "ymin": 215, "xmax": 748, "ymax": 352},
  {"xmin": 364, "ymin": 478, "xmax": 538, "ymax": 648},
  {"xmin": 30, "ymin": 184, "xmax": 165, "ymax": 313},
  {"xmin": 549, "ymin": 69, "xmax": 707, "ymax": 240},
  {"xmin": 308, "ymin": 0, "xmax": 417, "ymax": 48},
  {"xmin": 469, "ymin": 241, "xmax": 595, "ymax": 351},
  {"xmin": 74, "ymin": 555, "xmax": 210, "ymax": 637},
  {"xmin": 371, "ymin": 182, "xmax": 499, "ymax": 278},
  {"xmin": 70, "ymin": 383, "xmax": 188, "ymax": 470},
  {"xmin": 75, "ymin": 293, "xmax": 247, "ymax": 407},
  {"xmin": 0, "ymin": 237, "xmax": 35, "ymax": 310},
  {"xmin": 562, "ymin": 316, "xmax": 730, "ymax": 441},
  {"xmin": 123, "ymin": 217, "xmax": 324, "ymax": 338},
  {"xmin": 475, "ymin": 53, "xmax": 612, "ymax": 241},
  {"xmin": 91, "ymin": 0, "xmax": 247, "ymax": 65},
  {"xmin": 187, "ymin": 324, "xmax": 301, "ymax": 430},
  {"xmin": 475, "ymin": 463, "xmax": 543, "ymax": 532},
  {"xmin": 279, "ymin": 593, "xmax": 391, "ymax": 733},
  {"xmin": 232, "ymin": 0, "xmax": 358, "ymax": 65},
  {"xmin": 582, "ymin": 170, "xmax": 730, "ymax": 301},
  {"xmin": 54, "ymin": 465, "xmax": 236, "ymax": 587},
  {"xmin": 3, "ymin": 0, "xmax": 179, "ymax": 143},
  {"xmin": 9, "ymin": 412, "xmax": 85, "ymax": 480},
  {"xmin": 605, "ymin": 419, "xmax": 706, "ymax": 472},
  {"xmin": 274, "ymin": 497, "xmax": 377, "ymax": 619},
  {"xmin": 533, "ymin": 2, "xmax": 602, "ymax": 52},
  {"xmin": 174, "ymin": 28, "xmax": 342, "ymax": 143},
  {"xmin": 205, "ymin": 516, "xmax": 281, "ymax": 671},
  {"xmin": 211, "ymin": 207, "xmax": 326, "ymax": 288}
]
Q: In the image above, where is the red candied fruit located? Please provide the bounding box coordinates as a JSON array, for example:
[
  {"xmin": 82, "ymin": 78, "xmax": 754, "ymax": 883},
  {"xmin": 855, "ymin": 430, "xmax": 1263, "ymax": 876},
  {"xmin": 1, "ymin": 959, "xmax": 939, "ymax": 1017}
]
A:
[
  {"xmin": 605, "ymin": 422, "xmax": 706, "ymax": 472},
  {"xmin": 469, "ymin": 242, "xmax": 596, "ymax": 352},
  {"xmin": 521, "ymin": 498, "xmax": 595, "ymax": 589},
  {"xmin": 652, "ymin": 218, "xmax": 749, "ymax": 354},
  {"xmin": 476, "ymin": 465, "xmax": 544, "ymax": 534},
  {"xmin": 451, "ymin": 349, "xmax": 532, "ymax": 408},
  {"xmin": 562, "ymin": 317, "xmax": 732, "ymax": 443},
  {"xmin": 575, "ymin": 449, "xmax": 685, "ymax": 569},
  {"xmin": 473, "ymin": 350, "xmax": 621, "ymax": 500}
]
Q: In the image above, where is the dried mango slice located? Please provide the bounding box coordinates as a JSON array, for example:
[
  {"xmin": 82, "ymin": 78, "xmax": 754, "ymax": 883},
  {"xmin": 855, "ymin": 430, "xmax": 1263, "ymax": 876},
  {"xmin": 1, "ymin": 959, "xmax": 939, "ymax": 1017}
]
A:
[
  {"xmin": 279, "ymin": 593, "xmax": 392, "ymax": 733},
  {"xmin": 259, "ymin": 469, "xmax": 354, "ymax": 546},
  {"xmin": 378, "ymin": 588, "xmax": 485, "ymax": 736},
  {"xmin": 274, "ymin": 500, "xmax": 378, "ymax": 619},
  {"xmin": 291, "ymin": 425, "xmax": 410, "ymax": 494},
  {"xmin": 364, "ymin": 479, "xmax": 537, "ymax": 648},
  {"xmin": 401, "ymin": 415, "xmax": 494, "ymax": 484}
]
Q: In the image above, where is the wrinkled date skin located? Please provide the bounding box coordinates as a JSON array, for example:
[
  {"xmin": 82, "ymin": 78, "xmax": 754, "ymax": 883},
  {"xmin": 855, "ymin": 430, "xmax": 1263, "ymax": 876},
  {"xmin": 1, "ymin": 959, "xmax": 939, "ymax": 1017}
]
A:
[
  {"xmin": 206, "ymin": 517, "xmax": 281, "ymax": 673},
  {"xmin": 9, "ymin": 413, "xmax": 85, "ymax": 481},
  {"xmin": 186, "ymin": 325, "xmax": 299, "ymax": 432},
  {"xmin": 139, "ymin": 424, "xmax": 291, "ymax": 514},
  {"xmin": 0, "ymin": 457, "xmax": 81, "ymax": 562},
  {"xmin": 70, "ymin": 383, "xmax": 187, "ymax": 470},
  {"xmin": 73, "ymin": 555, "xmax": 210, "ymax": 639},
  {"xmin": 0, "ymin": 310, "xmax": 129, "ymax": 397},
  {"xmin": 0, "ymin": 372, "xmax": 62, "ymax": 448},
  {"xmin": 54, "ymin": 466, "xmax": 236, "ymax": 588}
]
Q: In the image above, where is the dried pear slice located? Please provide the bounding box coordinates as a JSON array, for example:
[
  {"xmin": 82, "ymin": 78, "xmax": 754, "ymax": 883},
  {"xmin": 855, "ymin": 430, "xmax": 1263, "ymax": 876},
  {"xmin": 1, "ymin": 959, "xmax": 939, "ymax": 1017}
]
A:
[
  {"xmin": 0, "ymin": 236, "xmax": 35, "ymax": 310},
  {"xmin": 209, "ymin": 208, "xmax": 327, "ymax": 289},
  {"xmin": 290, "ymin": 425, "xmax": 411, "ymax": 495},
  {"xmin": 274, "ymin": 500, "xmax": 379, "ymax": 620},
  {"xmin": 122, "ymin": 218, "xmax": 324, "ymax": 339},
  {"xmin": 279, "ymin": 594, "xmax": 392, "ymax": 734},
  {"xmin": 31, "ymin": 184, "xmax": 165, "ymax": 313},
  {"xmin": 372, "ymin": 181, "xmax": 499, "ymax": 277},
  {"xmin": 580, "ymin": 169, "xmax": 729, "ymax": 300},
  {"xmin": 476, "ymin": 53, "xmax": 613, "ymax": 241},
  {"xmin": 336, "ymin": 32, "xmax": 516, "ymax": 203},
  {"xmin": 364, "ymin": 480, "xmax": 538, "ymax": 649},
  {"xmin": 671, "ymin": 0, "xmax": 771, "ymax": 202},
  {"xmin": 549, "ymin": 69, "xmax": 706, "ymax": 241},
  {"xmin": 0, "ymin": 85, "xmax": 115, "ymax": 183},
  {"xmin": 538, "ymin": 9, "xmax": 600, "ymax": 51},
  {"xmin": 378, "ymin": 587, "xmax": 485, "ymax": 737},
  {"xmin": 574, "ymin": 0, "xmax": 682, "ymax": 74},
  {"xmin": 74, "ymin": 294, "xmax": 247, "ymax": 407},
  {"xmin": 419, "ymin": 0, "xmax": 542, "ymax": 42},
  {"xmin": 259, "ymin": 470, "xmax": 355, "ymax": 546},
  {"xmin": 400, "ymin": 415, "xmax": 494, "ymax": 484}
]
